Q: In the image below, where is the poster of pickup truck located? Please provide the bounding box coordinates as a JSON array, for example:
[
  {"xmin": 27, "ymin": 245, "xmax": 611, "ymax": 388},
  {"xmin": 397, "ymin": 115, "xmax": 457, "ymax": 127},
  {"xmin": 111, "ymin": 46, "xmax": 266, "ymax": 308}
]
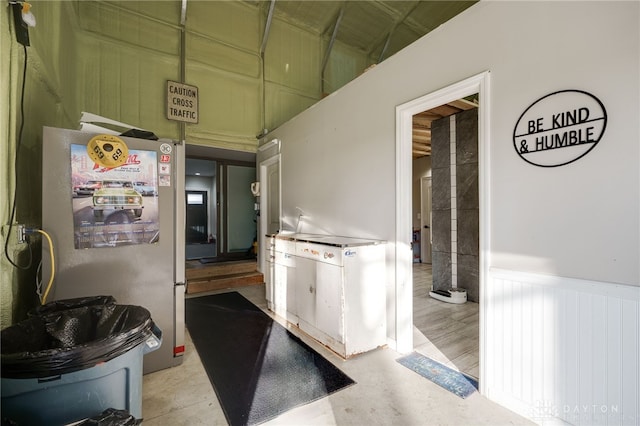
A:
[{"xmin": 70, "ymin": 143, "xmax": 159, "ymax": 248}]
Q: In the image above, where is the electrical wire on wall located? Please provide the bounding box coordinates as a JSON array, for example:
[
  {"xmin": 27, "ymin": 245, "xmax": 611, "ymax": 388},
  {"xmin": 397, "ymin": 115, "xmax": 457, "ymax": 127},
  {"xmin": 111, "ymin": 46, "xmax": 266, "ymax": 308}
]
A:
[
  {"xmin": 3, "ymin": 43, "xmax": 31, "ymax": 271},
  {"xmin": 4, "ymin": 5, "xmax": 56, "ymax": 304},
  {"xmin": 32, "ymin": 229, "xmax": 55, "ymax": 304}
]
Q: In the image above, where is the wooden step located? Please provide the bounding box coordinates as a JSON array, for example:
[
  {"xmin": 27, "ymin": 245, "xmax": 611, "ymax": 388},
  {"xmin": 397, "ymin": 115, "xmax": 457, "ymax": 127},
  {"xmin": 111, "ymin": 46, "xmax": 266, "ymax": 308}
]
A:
[
  {"xmin": 186, "ymin": 260, "xmax": 264, "ymax": 294},
  {"xmin": 186, "ymin": 260, "xmax": 257, "ymax": 280},
  {"xmin": 187, "ymin": 272, "xmax": 264, "ymax": 294}
]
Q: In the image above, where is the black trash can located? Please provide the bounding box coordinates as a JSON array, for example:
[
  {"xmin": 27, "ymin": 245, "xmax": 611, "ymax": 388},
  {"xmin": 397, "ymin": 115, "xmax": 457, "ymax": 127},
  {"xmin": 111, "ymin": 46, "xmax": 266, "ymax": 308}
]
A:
[{"xmin": 1, "ymin": 296, "xmax": 161, "ymax": 425}]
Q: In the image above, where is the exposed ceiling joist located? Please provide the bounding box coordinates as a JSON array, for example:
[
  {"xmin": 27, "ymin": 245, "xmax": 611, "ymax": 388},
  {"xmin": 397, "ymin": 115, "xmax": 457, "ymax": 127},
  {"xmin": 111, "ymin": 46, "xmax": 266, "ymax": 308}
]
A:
[
  {"xmin": 260, "ymin": 0, "xmax": 276, "ymax": 56},
  {"xmin": 376, "ymin": 1, "xmax": 421, "ymax": 61},
  {"xmin": 254, "ymin": 1, "xmax": 477, "ymax": 63},
  {"xmin": 180, "ymin": 0, "xmax": 187, "ymax": 26},
  {"xmin": 412, "ymin": 98, "xmax": 478, "ymax": 159},
  {"xmin": 321, "ymin": 6, "xmax": 345, "ymax": 78}
]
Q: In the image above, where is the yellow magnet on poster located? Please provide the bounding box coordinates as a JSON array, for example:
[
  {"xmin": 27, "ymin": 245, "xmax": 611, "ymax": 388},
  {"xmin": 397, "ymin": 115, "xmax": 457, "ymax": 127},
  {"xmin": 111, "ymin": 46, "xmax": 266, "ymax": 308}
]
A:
[{"xmin": 87, "ymin": 135, "xmax": 129, "ymax": 168}]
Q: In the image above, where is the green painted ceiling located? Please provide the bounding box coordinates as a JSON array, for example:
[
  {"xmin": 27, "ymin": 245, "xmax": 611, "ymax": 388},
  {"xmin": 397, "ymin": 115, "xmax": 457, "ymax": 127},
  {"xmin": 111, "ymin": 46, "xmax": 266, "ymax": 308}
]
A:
[
  {"xmin": 252, "ymin": 0, "xmax": 476, "ymax": 61},
  {"xmin": 102, "ymin": 0, "xmax": 477, "ymax": 63},
  {"xmin": 24, "ymin": 1, "xmax": 478, "ymax": 153}
]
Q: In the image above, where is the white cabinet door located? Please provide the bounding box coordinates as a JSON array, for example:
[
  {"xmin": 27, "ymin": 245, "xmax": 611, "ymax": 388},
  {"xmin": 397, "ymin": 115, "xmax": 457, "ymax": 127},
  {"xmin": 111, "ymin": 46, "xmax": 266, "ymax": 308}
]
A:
[
  {"xmin": 265, "ymin": 258, "xmax": 274, "ymax": 304},
  {"xmin": 285, "ymin": 254, "xmax": 297, "ymax": 319},
  {"xmin": 270, "ymin": 236, "xmax": 386, "ymax": 358},
  {"xmin": 295, "ymin": 256, "xmax": 316, "ymax": 327},
  {"xmin": 274, "ymin": 251, "xmax": 296, "ymax": 319},
  {"xmin": 265, "ymin": 237, "xmax": 275, "ymax": 304},
  {"xmin": 273, "ymin": 263, "xmax": 289, "ymax": 318},
  {"xmin": 315, "ymin": 261, "xmax": 344, "ymax": 343}
]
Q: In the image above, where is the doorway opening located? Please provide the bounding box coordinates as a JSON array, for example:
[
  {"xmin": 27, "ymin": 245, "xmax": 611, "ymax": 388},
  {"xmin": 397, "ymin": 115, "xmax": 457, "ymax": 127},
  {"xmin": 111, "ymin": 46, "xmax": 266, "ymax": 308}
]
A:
[
  {"xmin": 185, "ymin": 156, "xmax": 257, "ymax": 262},
  {"xmin": 412, "ymin": 98, "xmax": 480, "ymax": 381},
  {"xmin": 186, "ymin": 190, "xmax": 209, "ymax": 244},
  {"xmin": 185, "ymin": 158, "xmax": 217, "ymax": 260},
  {"xmin": 396, "ymin": 71, "xmax": 490, "ymax": 393},
  {"xmin": 183, "ymin": 146, "xmax": 261, "ymax": 295}
]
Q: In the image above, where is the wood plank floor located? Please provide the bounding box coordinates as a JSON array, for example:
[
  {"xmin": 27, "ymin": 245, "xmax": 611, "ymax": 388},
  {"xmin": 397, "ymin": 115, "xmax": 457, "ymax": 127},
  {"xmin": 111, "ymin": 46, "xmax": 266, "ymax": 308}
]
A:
[{"xmin": 412, "ymin": 262, "xmax": 479, "ymax": 379}]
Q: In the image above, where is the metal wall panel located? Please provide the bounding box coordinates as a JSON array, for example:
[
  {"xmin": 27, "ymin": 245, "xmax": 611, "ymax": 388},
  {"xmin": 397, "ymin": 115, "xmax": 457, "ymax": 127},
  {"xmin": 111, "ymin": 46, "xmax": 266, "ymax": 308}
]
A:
[
  {"xmin": 264, "ymin": 83, "xmax": 318, "ymax": 132},
  {"xmin": 188, "ymin": 1, "xmax": 259, "ymax": 52},
  {"xmin": 188, "ymin": 33, "xmax": 260, "ymax": 78},
  {"xmin": 77, "ymin": 2, "xmax": 181, "ymax": 56},
  {"xmin": 265, "ymin": 19, "xmax": 321, "ymax": 94},
  {"xmin": 323, "ymin": 41, "xmax": 371, "ymax": 94},
  {"xmin": 75, "ymin": 34, "xmax": 180, "ymax": 140}
]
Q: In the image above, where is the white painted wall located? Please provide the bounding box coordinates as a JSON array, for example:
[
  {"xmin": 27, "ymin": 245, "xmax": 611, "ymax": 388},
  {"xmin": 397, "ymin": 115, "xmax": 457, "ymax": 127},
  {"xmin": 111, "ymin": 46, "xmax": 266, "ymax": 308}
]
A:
[{"xmin": 261, "ymin": 2, "xmax": 639, "ymax": 424}]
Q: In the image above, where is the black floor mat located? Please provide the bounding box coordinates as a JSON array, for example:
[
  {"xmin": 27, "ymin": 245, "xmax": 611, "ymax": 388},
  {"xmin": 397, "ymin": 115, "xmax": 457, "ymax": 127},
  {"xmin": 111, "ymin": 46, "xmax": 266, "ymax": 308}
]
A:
[{"xmin": 185, "ymin": 292, "xmax": 355, "ymax": 426}]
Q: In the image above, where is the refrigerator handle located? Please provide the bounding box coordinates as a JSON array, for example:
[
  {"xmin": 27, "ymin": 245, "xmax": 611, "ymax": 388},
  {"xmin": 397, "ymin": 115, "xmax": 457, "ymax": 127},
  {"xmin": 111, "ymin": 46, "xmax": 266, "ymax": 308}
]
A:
[
  {"xmin": 174, "ymin": 283, "xmax": 186, "ymax": 357},
  {"xmin": 174, "ymin": 140, "xmax": 186, "ymax": 358},
  {"xmin": 174, "ymin": 140, "xmax": 186, "ymax": 284}
]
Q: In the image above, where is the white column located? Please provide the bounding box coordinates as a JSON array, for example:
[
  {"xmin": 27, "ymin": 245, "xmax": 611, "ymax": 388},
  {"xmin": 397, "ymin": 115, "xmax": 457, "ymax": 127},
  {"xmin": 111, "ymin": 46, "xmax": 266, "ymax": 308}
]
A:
[{"xmin": 450, "ymin": 115, "xmax": 457, "ymax": 288}]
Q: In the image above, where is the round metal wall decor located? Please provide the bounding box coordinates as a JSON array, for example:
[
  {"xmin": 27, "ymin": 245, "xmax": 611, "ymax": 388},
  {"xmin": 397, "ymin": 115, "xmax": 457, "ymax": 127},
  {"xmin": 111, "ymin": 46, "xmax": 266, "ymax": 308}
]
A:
[{"xmin": 513, "ymin": 90, "xmax": 607, "ymax": 167}]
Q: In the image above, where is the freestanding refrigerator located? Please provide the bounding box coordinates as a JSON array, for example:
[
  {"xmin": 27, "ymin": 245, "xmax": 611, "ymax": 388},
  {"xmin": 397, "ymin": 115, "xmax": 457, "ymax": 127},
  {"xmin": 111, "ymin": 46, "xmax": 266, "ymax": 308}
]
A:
[{"xmin": 41, "ymin": 126, "xmax": 185, "ymax": 373}]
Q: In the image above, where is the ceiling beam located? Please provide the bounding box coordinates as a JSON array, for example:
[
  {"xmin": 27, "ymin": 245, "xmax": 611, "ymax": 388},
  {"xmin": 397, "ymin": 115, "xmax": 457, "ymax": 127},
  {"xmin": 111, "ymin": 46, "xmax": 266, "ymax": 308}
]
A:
[
  {"xmin": 412, "ymin": 128, "xmax": 431, "ymax": 135},
  {"xmin": 180, "ymin": 0, "xmax": 187, "ymax": 26},
  {"xmin": 322, "ymin": 6, "xmax": 345, "ymax": 73},
  {"xmin": 370, "ymin": 0, "xmax": 421, "ymax": 61},
  {"xmin": 411, "ymin": 100, "xmax": 478, "ymax": 158},
  {"xmin": 447, "ymin": 98, "xmax": 478, "ymax": 110},
  {"xmin": 414, "ymin": 111, "xmax": 444, "ymax": 121},
  {"xmin": 321, "ymin": 5, "xmax": 345, "ymax": 94},
  {"xmin": 412, "ymin": 142, "xmax": 430, "ymax": 148},
  {"xmin": 378, "ymin": 32, "xmax": 392, "ymax": 63},
  {"xmin": 260, "ymin": 0, "xmax": 276, "ymax": 56}
]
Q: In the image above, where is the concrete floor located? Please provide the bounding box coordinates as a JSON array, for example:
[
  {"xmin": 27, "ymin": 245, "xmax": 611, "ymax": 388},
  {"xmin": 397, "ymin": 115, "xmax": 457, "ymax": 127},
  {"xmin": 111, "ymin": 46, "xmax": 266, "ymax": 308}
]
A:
[{"xmin": 142, "ymin": 266, "xmax": 534, "ymax": 426}]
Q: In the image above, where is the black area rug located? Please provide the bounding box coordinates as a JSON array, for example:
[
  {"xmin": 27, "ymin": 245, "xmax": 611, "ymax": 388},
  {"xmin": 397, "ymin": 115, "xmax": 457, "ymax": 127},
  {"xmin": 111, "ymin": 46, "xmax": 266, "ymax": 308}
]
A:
[{"xmin": 185, "ymin": 292, "xmax": 355, "ymax": 426}]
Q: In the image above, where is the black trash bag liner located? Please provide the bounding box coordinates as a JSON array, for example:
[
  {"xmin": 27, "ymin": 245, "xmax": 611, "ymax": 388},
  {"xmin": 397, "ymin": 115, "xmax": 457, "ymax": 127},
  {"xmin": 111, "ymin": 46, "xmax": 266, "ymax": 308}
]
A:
[
  {"xmin": 30, "ymin": 295, "xmax": 117, "ymax": 317},
  {"xmin": 78, "ymin": 408, "xmax": 142, "ymax": 426},
  {"xmin": 1, "ymin": 298, "xmax": 153, "ymax": 379}
]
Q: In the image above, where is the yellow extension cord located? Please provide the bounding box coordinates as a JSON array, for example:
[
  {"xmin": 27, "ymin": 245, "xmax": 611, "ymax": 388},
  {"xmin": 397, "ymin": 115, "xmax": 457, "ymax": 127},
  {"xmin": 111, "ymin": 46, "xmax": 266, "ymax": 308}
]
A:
[{"xmin": 37, "ymin": 229, "xmax": 55, "ymax": 305}]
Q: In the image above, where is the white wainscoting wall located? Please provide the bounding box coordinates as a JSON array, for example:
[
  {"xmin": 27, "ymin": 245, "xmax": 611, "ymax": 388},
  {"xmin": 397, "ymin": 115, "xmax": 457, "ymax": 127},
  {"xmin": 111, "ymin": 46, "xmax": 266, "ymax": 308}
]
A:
[{"xmin": 486, "ymin": 268, "xmax": 639, "ymax": 425}]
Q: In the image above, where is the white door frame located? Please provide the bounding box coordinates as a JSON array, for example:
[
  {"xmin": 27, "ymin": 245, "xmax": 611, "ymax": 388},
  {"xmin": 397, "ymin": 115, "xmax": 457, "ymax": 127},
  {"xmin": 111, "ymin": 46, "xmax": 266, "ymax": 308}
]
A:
[
  {"xmin": 420, "ymin": 176, "xmax": 432, "ymax": 264},
  {"xmin": 258, "ymin": 153, "xmax": 281, "ymax": 274},
  {"xmin": 395, "ymin": 71, "xmax": 491, "ymax": 393}
]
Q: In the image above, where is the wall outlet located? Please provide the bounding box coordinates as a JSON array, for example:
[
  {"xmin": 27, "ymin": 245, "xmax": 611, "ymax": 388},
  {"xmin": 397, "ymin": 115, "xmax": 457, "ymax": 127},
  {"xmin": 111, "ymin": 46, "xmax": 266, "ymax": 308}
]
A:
[
  {"xmin": 0, "ymin": 224, "xmax": 27, "ymax": 244},
  {"xmin": 17, "ymin": 225, "xmax": 27, "ymax": 244}
]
